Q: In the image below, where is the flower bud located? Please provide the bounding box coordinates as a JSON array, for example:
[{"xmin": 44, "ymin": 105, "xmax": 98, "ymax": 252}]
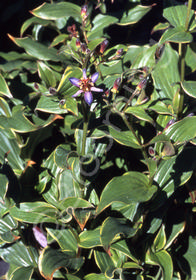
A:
[
  {"xmin": 111, "ymin": 77, "xmax": 121, "ymax": 94},
  {"xmin": 67, "ymin": 24, "xmax": 78, "ymax": 38},
  {"xmin": 81, "ymin": 5, "xmax": 88, "ymax": 20},
  {"xmin": 116, "ymin": 48, "xmax": 123, "ymax": 56},
  {"xmin": 34, "ymin": 82, "xmax": 39, "ymax": 90},
  {"xmin": 165, "ymin": 119, "xmax": 175, "ymax": 130},
  {"xmin": 76, "ymin": 38, "xmax": 81, "ymax": 48},
  {"xmin": 148, "ymin": 146, "xmax": 155, "ymax": 157},
  {"xmin": 99, "ymin": 39, "xmax": 109, "ymax": 54},
  {"xmin": 136, "ymin": 79, "xmax": 147, "ymax": 91},
  {"xmin": 49, "ymin": 87, "xmax": 56, "ymax": 95},
  {"xmin": 81, "ymin": 43, "xmax": 87, "ymax": 53}
]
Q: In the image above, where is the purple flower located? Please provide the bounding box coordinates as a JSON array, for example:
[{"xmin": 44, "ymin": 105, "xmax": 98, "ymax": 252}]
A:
[{"xmin": 69, "ymin": 69, "xmax": 103, "ymax": 105}]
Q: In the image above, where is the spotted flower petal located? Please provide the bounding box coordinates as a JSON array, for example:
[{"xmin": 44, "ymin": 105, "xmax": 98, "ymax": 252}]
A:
[
  {"xmin": 69, "ymin": 77, "xmax": 80, "ymax": 87},
  {"xmin": 91, "ymin": 72, "xmax": 99, "ymax": 83},
  {"xmin": 72, "ymin": 89, "xmax": 84, "ymax": 97},
  {"xmin": 84, "ymin": 91, "xmax": 93, "ymax": 105},
  {"xmin": 91, "ymin": 86, "xmax": 103, "ymax": 92}
]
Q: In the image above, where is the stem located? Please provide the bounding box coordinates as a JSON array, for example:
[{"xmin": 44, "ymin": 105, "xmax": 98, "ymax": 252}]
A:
[
  {"xmin": 123, "ymin": 89, "xmax": 140, "ymax": 112},
  {"xmin": 79, "ymin": 101, "xmax": 89, "ymax": 198},
  {"xmin": 177, "ymin": 0, "xmax": 193, "ymax": 119},
  {"xmin": 121, "ymin": 112, "xmax": 150, "ymax": 172},
  {"xmin": 177, "ymin": 43, "xmax": 186, "ymax": 119},
  {"xmin": 185, "ymin": 0, "xmax": 193, "ymax": 31},
  {"xmin": 81, "ymin": 120, "xmax": 88, "ymax": 157},
  {"xmin": 82, "ymin": 23, "xmax": 89, "ymax": 45}
]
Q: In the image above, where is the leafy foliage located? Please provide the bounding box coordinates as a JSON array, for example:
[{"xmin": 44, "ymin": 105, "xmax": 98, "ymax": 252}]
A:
[{"xmin": 0, "ymin": 0, "xmax": 196, "ymax": 279}]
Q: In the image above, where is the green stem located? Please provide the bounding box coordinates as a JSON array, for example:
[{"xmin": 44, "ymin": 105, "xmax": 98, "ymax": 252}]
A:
[
  {"xmin": 123, "ymin": 89, "xmax": 140, "ymax": 113},
  {"xmin": 81, "ymin": 120, "xmax": 88, "ymax": 157},
  {"xmin": 121, "ymin": 112, "xmax": 150, "ymax": 172},
  {"xmin": 185, "ymin": 0, "xmax": 193, "ymax": 31},
  {"xmin": 177, "ymin": 0, "xmax": 193, "ymax": 119},
  {"xmin": 79, "ymin": 101, "xmax": 89, "ymax": 198}
]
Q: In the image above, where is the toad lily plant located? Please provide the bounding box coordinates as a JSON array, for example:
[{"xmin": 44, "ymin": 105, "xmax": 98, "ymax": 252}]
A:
[{"xmin": 69, "ymin": 68, "xmax": 103, "ymax": 105}]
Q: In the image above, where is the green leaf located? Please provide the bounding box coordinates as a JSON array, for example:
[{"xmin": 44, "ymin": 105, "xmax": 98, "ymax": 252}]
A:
[
  {"xmin": 118, "ymin": 5, "xmax": 152, "ymax": 26},
  {"xmin": 0, "ymin": 97, "xmax": 12, "ymax": 117},
  {"xmin": 165, "ymin": 116, "xmax": 196, "ymax": 143},
  {"xmin": 38, "ymin": 61, "xmax": 56, "ymax": 88},
  {"xmin": 185, "ymin": 43, "xmax": 196, "ymax": 73},
  {"xmin": 38, "ymin": 247, "xmax": 84, "ymax": 279},
  {"xmin": 165, "ymin": 221, "xmax": 185, "ymax": 249},
  {"xmin": 181, "ymin": 80, "xmax": 196, "ymax": 98},
  {"xmin": 36, "ymin": 95, "xmax": 67, "ymax": 114},
  {"xmin": 0, "ymin": 73, "xmax": 13, "ymax": 98},
  {"xmin": 60, "ymin": 97, "xmax": 78, "ymax": 116},
  {"xmin": 183, "ymin": 236, "xmax": 196, "ymax": 279},
  {"xmin": 92, "ymin": 125, "xmax": 141, "ymax": 149},
  {"xmin": 147, "ymin": 250, "xmax": 173, "ymax": 280},
  {"xmin": 9, "ymin": 266, "xmax": 34, "ymax": 280},
  {"xmin": 79, "ymin": 227, "xmax": 101, "ymax": 248},
  {"xmin": 99, "ymin": 60, "xmax": 123, "ymax": 77},
  {"xmin": 8, "ymin": 35, "xmax": 61, "ymax": 61},
  {"xmin": 0, "ymin": 240, "xmax": 38, "ymax": 267},
  {"xmin": 111, "ymin": 239, "xmax": 138, "ymax": 263},
  {"xmin": 88, "ymin": 14, "xmax": 118, "ymax": 40},
  {"xmin": 125, "ymin": 106, "xmax": 154, "ymax": 123},
  {"xmin": 57, "ymin": 66, "xmax": 82, "ymax": 96},
  {"xmin": 50, "ymin": 34, "xmax": 69, "ymax": 48},
  {"xmin": 20, "ymin": 16, "xmax": 52, "ymax": 36},
  {"xmin": 0, "ymin": 173, "xmax": 8, "ymax": 200},
  {"xmin": 0, "ymin": 214, "xmax": 18, "ymax": 244},
  {"xmin": 10, "ymin": 202, "xmax": 59, "ymax": 224},
  {"xmin": 87, "ymin": 38, "xmax": 105, "ymax": 52},
  {"xmin": 153, "ymin": 225, "xmax": 166, "ymax": 252},
  {"xmin": 152, "ymin": 43, "xmax": 180, "ymax": 100},
  {"xmin": 54, "ymin": 144, "xmax": 70, "ymax": 170},
  {"xmin": 159, "ymin": 27, "xmax": 193, "ymax": 44},
  {"xmin": 154, "ymin": 146, "xmax": 196, "ymax": 198},
  {"xmin": 152, "ymin": 22, "xmax": 170, "ymax": 33},
  {"xmin": 31, "ymin": 2, "xmax": 81, "ymax": 21},
  {"xmin": 100, "ymin": 217, "xmax": 137, "ymax": 250},
  {"xmin": 84, "ymin": 274, "xmax": 108, "ymax": 280},
  {"xmin": 147, "ymin": 100, "xmax": 172, "ymax": 115},
  {"xmin": 163, "ymin": 5, "xmax": 196, "ymax": 31},
  {"xmin": 0, "ymin": 129, "xmax": 24, "ymax": 170},
  {"xmin": 94, "ymin": 250, "xmax": 114, "ymax": 274},
  {"xmin": 58, "ymin": 197, "xmax": 93, "ymax": 211},
  {"xmin": 96, "ymin": 171, "xmax": 157, "ymax": 214},
  {"xmin": 46, "ymin": 228, "xmax": 78, "ymax": 252},
  {"xmin": 0, "ymin": 106, "xmax": 37, "ymax": 133}
]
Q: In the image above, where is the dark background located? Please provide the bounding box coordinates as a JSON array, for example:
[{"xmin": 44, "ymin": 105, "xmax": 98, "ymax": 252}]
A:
[
  {"xmin": 0, "ymin": 0, "xmax": 194, "ymax": 52},
  {"xmin": 0, "ymin": 0, "xmax": 44, "ymax": 52}
]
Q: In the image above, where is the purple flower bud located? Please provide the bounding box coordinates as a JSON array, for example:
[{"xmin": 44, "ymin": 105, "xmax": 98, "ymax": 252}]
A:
[
  {"xmin": 49, "ymin": 87, "xmax": 56, "ymax": 95},
  {"xmin": 81, "ymin": 43, "xmax": 87, "ymax": 53},
  {"xmin": 76, "ymin": 39, "xmax": 81, "ymax": 47},
  {"xmin": 116, "ymin": 48, "xmax": 123, "ymax": 55},
  {"xmin": 148, "ymin": 146, "xmax": 155, "ymax": 157},
  {"xmin": 81, "ymin": 5, "xmax": 88, "ymax": 20},
  {"xmin": 34, "ymin": 82, "xmax": 39, "ymax": 90},
  {"xmin": 99, "ymin": 39, "xmax": 109, "ymax": 54},
  {"xmin": 136, "ymin": 79, "xmax": 147, "ymax": 90},
  {"xmin": 32, "ymin": 226, "xmax": 47, "ymax": 248},
  {"xmin": 165, "ymin": 119, "xmax": 175, "ymax": 129},
  {"xmin": 187, "ymin": 113, "xmax": 194, "ymax": 117}
]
